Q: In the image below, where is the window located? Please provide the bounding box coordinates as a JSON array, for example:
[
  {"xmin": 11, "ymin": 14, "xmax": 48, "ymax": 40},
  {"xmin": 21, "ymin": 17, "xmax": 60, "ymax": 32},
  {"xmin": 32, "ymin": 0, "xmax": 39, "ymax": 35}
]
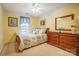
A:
[{"xmin": 20, "ymin": 16, "xmax": 30, "ymax": 35}]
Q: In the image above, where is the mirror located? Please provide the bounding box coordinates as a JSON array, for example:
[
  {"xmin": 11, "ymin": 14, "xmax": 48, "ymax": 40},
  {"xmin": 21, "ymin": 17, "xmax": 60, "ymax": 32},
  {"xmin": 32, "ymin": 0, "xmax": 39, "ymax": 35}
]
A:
[{"xmin": 55, "ymin": 14, "xmax": 74, "ymax": 31}]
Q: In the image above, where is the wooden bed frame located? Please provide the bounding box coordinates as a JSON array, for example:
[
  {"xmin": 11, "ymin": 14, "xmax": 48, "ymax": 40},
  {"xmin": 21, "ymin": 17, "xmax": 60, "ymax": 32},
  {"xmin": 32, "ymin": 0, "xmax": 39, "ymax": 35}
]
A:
[{"xmin": 16, "ymin": 28, "xmax": 50, "ymax": 52}]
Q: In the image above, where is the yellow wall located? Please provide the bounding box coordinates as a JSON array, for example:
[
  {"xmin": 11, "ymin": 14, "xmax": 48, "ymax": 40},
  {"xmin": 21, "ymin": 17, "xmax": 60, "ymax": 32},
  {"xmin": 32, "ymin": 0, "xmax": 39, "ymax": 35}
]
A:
[
  {"xmin": 0, "ymin": 4, "xmax": 3, "ymax": 51},
  {"xmin": 42, "ymin": 4, "xmax": 79, "ymax": 33},
  {"xmin": 3, "ymin": 12, "xmax": 40, "ymax": 44},
  {"xmin": 30, "ymin": 16, "xmax": 41, "ymax": 29}
]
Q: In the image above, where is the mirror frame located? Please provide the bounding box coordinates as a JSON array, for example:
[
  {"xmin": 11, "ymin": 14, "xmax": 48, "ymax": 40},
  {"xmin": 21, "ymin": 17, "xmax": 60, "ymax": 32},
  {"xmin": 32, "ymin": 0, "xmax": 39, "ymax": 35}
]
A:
[{"xmin": 55, "ymin": 14, "xmax": 74, "ymax": 31}]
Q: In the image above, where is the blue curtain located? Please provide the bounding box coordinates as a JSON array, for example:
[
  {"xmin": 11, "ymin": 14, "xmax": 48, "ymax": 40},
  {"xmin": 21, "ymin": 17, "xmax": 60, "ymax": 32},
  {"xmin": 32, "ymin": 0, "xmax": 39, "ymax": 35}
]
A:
[{"xmin": 20, "ymin": 16, "xmax": 30, "ymax": 24}]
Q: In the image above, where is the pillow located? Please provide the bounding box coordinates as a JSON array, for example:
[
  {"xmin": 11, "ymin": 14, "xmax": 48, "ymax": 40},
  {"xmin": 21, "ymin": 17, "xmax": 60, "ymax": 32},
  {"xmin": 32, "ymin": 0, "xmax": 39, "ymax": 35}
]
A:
[
  {"xmin": 32, "ymin": 28, "xmax": 47, "ymax": 34},
  {"xmin": 32, "ymin": 29, "xmax": 39, "ymax": 34},
  {"xmin": 38, "ymin": 28, "xmax": 46, "ymax": 34}
]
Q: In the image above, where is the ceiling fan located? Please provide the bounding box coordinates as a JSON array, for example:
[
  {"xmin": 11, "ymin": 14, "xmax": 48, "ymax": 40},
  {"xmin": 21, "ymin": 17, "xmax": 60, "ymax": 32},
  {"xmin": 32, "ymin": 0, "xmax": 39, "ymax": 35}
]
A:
[{"xmin": 31, "ymin": 3, "xmax": 44, "ymax": 13}]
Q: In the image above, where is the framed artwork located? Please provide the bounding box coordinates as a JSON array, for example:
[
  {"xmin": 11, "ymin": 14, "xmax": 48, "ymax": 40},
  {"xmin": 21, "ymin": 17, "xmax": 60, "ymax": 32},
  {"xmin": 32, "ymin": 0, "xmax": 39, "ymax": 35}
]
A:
[
  {"xmin": 8, "ymin": 17, "xmax": 18, "ymax": 27},
  {"xmin": 40, "ymin": 20, "xmax": 45, "ymax": 26}
]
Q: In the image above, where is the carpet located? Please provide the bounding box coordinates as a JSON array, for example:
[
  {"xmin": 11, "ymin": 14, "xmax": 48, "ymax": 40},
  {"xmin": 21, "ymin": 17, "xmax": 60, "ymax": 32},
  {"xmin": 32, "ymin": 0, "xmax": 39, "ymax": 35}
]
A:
[{"xmin": 7, "ymin": 43, "xmax": 75, "ymax": 56}]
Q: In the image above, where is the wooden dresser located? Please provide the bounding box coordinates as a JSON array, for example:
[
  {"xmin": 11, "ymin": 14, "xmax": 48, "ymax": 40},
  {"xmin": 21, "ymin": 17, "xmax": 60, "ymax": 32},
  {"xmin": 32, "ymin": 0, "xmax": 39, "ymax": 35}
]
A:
[{"xmin": 47, "ymin": 31, "xmax": 79, "ymax": 55}]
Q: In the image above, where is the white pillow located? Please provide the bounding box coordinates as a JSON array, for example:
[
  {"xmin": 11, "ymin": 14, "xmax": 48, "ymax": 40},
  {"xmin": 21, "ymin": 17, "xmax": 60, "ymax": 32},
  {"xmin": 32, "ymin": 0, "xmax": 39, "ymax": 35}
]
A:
[
  {"xmin": 32, "ymin": 29, "xmax": 39, "ymax": 34},
  {"xmin": 38, "ymin": 28, "xmax": 46, "ymax": 34},
  {"xmin": 32, "ymin": 28, "xmax": 46, "ymax": 34}
]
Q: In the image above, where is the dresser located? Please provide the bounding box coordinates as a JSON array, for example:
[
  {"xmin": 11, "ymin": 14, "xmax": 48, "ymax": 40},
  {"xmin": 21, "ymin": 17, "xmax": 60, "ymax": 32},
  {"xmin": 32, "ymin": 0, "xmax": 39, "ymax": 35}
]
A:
[
  {"xmin": 47, "ymin": 31, "xmax": 79, "ymax": 55},
  {"xmin": 47, "ymin": 32, "xmax": 59, "ymax": 47}
]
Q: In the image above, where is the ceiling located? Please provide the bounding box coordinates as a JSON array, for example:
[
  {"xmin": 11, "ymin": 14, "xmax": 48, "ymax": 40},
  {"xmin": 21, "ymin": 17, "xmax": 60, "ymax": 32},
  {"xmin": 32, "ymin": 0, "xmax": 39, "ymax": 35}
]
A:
[{"xmin": 1, "ymin": 3, "xmax": 79, "ymax": 16}]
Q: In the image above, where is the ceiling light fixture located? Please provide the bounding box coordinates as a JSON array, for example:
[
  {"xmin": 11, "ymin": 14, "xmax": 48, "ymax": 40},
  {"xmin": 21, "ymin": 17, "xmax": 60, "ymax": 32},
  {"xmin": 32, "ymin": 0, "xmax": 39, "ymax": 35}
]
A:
[{"xmin": 32, "ymin": 3, "xmax": 40, "ymax": 13}]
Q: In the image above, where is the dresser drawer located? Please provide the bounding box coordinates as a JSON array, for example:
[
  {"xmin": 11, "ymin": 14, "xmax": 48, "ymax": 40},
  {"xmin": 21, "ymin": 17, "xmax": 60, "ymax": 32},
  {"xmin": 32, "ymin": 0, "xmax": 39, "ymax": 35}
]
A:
[
  {"xmin": 48, "ymin": 38, "xmax": 58, "ymax": 42},
  {"xmin": 59, "ymin": 43, "xmax": 65, "ymax": 50},
  {"xmin": 60, "ymin": 36, "xmax": 78, "ymax": 42},
  {"xmin": 60, "ymin": 40, "xmax": 77, "ymax": 47},
  {"xmin": 48, "ymin": 37, "xmax": 58, "ymax": 42},
  {"xmin": 64, "ymin": 43, "xmax": 76, "ymax": 54},
  {"xmin": 48, "ymin": 36, "xmax": 58, "ymax": 38},
  {"xmin": 47, "ymin": 40, "xmax": 58, "ymax": 47},
  {"xmin": 47, "ymin": 35, "xmax": 58, "ymax": 38},
  {"xmin": 59, "ymin": 42, "xmax": 77, "ymax": 54}
]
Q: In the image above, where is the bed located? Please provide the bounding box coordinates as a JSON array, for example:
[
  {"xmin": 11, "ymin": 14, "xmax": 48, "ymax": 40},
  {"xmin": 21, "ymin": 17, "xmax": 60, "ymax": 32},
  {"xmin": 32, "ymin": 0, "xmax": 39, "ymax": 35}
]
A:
[{"xmin": 16, "ymin": 28, "xmax": 49, "ymax": 51}]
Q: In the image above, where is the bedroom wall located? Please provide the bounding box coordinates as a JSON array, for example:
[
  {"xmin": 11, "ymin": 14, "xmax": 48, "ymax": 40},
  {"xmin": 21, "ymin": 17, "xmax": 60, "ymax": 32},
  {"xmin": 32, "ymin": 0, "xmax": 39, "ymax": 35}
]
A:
[
  {"xmin": 3, "ymin": 12, "xmax": 40, "ymax": 44},
  {"xmin": 30, "ymin": 16, "xmax": 41, "ymax": 29},
  {"xmin": 42, "ymin": 4, "xmax": 79, "ymax": 33},
  {"xmin": 0, "ymin": 4, "xmax": 3, "ymax": 52}
]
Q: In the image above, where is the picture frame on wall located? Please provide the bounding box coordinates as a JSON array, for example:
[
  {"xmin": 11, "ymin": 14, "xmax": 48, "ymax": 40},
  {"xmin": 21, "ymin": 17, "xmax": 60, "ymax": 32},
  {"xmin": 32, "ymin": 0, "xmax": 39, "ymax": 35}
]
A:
[
  {"xmin": 40, "ymin": 20, "xmax": 45, "ymax": 26},
  {"xmin": 8, "ymin": 17, "xmax": 18, "ymax": 27}
]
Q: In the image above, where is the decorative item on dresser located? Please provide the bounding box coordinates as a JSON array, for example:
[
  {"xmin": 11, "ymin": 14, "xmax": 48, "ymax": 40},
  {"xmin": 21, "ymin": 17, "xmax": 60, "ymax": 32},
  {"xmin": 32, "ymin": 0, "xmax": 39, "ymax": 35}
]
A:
[{"xmin": 47, "ymin": 31, "xmax": 79, "ymax": 55}]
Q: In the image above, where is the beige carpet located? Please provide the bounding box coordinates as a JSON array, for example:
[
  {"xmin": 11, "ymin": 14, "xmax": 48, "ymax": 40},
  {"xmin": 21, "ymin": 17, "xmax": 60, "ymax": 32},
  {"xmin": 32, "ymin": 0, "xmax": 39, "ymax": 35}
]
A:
[{"xmin": 7, "ymin": 43, "xmax": 75, "ymax": 56}]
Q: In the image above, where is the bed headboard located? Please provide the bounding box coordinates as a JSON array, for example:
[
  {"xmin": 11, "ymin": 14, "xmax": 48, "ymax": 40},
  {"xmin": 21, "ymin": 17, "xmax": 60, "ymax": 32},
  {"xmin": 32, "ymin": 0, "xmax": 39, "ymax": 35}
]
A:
[{"xmin": 45, "ymin": 28, "xmax": 50, "ymax": 33}]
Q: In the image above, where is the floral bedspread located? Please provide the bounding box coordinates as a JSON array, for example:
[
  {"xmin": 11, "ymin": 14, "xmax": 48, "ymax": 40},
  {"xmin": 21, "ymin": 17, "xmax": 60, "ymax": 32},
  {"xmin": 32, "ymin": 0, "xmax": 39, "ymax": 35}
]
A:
[{"xmin": 18, "ymin": 33, "xmax": 47, "ymax": 51}]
